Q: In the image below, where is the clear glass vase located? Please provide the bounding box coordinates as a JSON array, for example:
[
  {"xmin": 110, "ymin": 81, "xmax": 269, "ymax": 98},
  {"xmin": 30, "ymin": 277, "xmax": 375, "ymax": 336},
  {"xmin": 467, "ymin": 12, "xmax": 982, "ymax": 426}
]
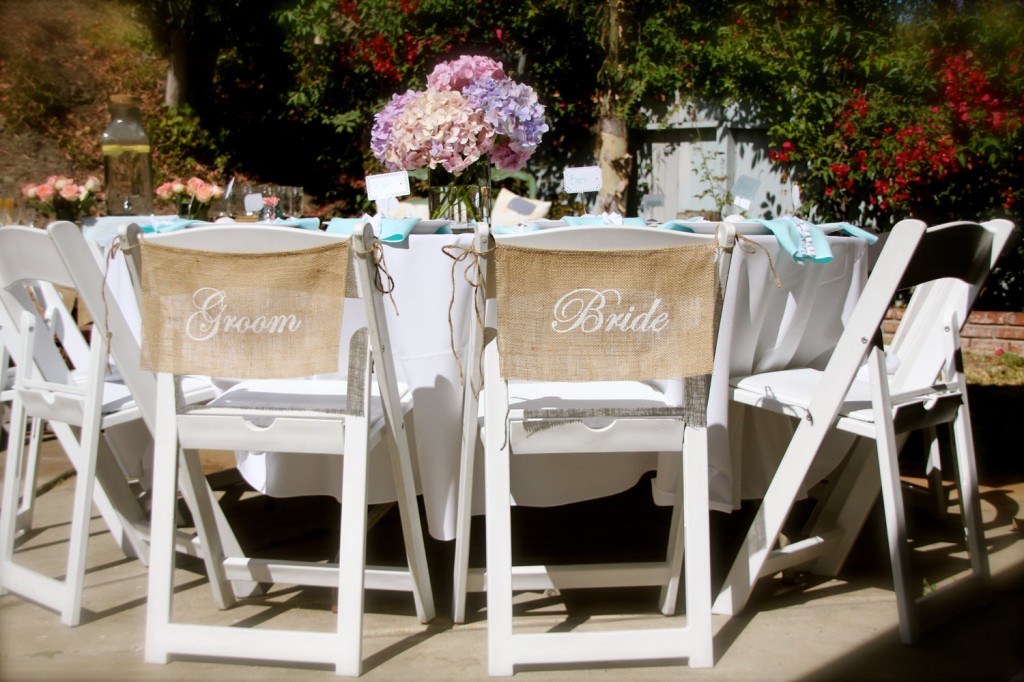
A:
[{"xmin": 427, "ymin": 160, "xmax": 492, "ymax": 229}]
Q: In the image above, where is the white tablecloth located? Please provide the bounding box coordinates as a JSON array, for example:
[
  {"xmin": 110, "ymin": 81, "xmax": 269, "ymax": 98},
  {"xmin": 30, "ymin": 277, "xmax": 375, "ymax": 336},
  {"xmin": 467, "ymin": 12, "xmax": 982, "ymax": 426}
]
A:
[
  {"xmin": 231, "ymin": 233, "xmax": 479, "ymax": 541},
  {"xmin": 92, "ymin": 224, "xmax": 868, "ymax": 539}
]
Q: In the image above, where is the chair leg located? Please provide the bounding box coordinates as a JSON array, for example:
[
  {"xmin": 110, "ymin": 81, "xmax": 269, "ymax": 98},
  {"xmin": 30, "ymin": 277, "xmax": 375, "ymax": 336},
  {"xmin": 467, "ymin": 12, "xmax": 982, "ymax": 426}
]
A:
[
  {"xmin": 335, "ymin": 420, "xmax": 371, "ymax": 677},
  {"xmin": 484, "ymin": 379, "xmax": 514, "ymax": 676},
  {"xmin": 0, "ymin": 393, "xmax": 30, "ymax": 587},
  {"xmin": 713, "ymin": 415, "xmax": 832, "ymax": 617},
  {"xmin": 682, "ymin": 425, "xmax": 714, "ymax": 668},
  {"xmin": 144, "ymin": 410, "xmax": 178, "ymax": 663},
  {"xmin": 383, "ymin": 409, "xmax": 435, "ymax": 623},
  {"xmin": 658, "ymin": 456, "xmax": 685, "ymax": 615},
  {"xmin": 868, "ymin": 346, "xmax": 919, "ymax": 644},
  {"xmin": 452, "ymin": 400, "xmax": 478, "ymax": 623},
  {"xmin": 14, "ymin": 416, "xmax": 44, "ymax": 537},
  {"xmin": 948, "ymin": 395, "xmax": 991, "ymax": 587}
]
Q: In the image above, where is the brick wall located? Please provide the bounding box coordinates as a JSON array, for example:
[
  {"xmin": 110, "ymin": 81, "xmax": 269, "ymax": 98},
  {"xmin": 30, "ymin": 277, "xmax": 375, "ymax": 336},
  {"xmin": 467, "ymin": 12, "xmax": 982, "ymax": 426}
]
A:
[{"xmin": 883, "ymin": 308, "xmax": 1024, "ymax": 354}]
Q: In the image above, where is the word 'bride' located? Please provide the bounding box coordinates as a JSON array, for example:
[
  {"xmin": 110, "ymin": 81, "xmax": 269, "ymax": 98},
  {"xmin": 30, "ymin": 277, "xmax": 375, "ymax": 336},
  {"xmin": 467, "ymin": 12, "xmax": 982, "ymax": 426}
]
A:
[{"xmin": 551, "ymin": 288, "xmax": 670, "ymax": 334}]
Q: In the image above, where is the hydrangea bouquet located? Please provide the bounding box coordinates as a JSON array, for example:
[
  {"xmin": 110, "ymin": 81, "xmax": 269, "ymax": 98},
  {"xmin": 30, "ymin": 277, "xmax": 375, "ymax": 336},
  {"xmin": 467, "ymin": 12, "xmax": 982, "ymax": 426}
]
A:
[{"xmin": 371, "ymin": 55, "xmax": 548, "ymax": 223}]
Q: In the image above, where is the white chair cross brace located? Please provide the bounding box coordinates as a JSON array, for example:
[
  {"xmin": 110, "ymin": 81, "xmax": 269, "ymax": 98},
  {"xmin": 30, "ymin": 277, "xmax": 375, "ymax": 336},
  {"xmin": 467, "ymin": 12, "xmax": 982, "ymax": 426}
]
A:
[
  {"xmin": 713, "ymin": 218, "xmax": 1014, "ymax": 645},
  {"xmin": 129, "ymin": 222, "xmax": 434, "ymax": 676},
  {"xmin": 459, "ymin": 223, "xmax": 734, "ymax": 674}
]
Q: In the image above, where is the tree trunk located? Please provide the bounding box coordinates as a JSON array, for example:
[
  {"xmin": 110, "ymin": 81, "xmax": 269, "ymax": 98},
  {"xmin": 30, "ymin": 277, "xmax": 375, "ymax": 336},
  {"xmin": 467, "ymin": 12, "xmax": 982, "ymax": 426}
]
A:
[
  {"xmin": 597, "ymin": 114, "xmax": 630, "ymax": 214},
  {"xmin": 165, "ymin": 30, "xmax": 187, "ymax": 108}
]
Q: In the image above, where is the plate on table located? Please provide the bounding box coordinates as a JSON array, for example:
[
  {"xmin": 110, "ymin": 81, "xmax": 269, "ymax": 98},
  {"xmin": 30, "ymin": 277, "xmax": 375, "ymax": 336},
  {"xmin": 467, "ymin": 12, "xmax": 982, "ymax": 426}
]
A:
[{"xmin": 528, "ymin": 219, "xmax": 569, "ymax": 229}]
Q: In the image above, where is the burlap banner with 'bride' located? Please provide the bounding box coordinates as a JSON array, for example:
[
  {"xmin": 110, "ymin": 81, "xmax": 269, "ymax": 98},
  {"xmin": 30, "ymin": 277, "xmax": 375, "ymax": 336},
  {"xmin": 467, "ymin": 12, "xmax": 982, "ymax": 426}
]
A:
[{"xmin": 495, "ymin": 242, "xmax": 719, "ymax": 383}]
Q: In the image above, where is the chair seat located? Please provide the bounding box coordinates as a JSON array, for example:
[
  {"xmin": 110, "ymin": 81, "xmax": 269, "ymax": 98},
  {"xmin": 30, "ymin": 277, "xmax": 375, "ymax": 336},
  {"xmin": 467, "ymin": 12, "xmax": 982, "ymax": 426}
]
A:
[
  {"xmin": 201, "ymin": 377, "xmax": 411, "ymax": 420},
  {"xmin": 732, "ymin": 368, "xmax": 872, "ymax": 420},
  {"xmin": 501, "ymin": 380, "xmax": 686, "ymax": 454}
]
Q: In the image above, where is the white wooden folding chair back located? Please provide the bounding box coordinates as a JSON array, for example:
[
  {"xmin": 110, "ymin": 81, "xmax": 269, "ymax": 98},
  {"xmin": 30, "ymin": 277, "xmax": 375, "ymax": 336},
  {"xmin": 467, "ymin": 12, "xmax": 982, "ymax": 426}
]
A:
[
  {"xmin": 452, "ymin": 224, "xmax": 735, "ymax": 624},
  {"xmin": 477, "ymin": 224, "xmax": 734, "ymax": 674},
  {"xmin": 0, "ymin": 224, "xmax": 156, "ymax": 626},
  {"xmin": 130, "ymin": 222, "xmax": 433, "ymax": 676},
  {"xmin": 717, "ymin": 218, "xmax": 1014, "ymax": 645}
]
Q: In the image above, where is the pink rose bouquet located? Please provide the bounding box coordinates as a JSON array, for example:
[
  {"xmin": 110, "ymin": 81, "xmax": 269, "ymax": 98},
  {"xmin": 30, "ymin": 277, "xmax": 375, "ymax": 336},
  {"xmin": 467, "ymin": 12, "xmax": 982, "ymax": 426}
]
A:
[
  {"xmin": 21, "ymin": 175, "xmax": 101, "ymax": 222},
  {"xmin": 156, "ymin": 176, "xmax": 224, "ymax": 219}
]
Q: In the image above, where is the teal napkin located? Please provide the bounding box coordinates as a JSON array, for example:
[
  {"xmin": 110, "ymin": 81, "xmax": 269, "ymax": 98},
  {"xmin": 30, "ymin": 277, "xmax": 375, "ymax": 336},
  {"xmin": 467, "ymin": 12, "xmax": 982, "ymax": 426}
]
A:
[
  {"xmin": 325, "ymin": 216, "xmax": 424, "ymax": 242},
  {"xmin": 750, "ymin": 217, "xmax": 877, "ymax": 264},
  {"xmin": 657, "ymin": 221, "xmax": 697, "ymax": 233}
]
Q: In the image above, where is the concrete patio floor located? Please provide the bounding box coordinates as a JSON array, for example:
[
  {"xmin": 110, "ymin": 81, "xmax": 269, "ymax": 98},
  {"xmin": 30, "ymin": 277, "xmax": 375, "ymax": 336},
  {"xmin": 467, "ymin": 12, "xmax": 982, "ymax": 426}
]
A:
[{"xmin": 1, "ymin": 409, "xmax": 1022, "ymax": 681}]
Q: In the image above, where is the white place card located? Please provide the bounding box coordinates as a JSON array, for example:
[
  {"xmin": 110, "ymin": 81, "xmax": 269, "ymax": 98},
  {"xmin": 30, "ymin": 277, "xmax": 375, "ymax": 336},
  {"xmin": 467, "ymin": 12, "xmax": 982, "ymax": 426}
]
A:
[
  {"xmin": 641, "ymin": 193, "xmax": 665, "ymax": 208},
  {"xmin": 507, "ymin": 196, "xmax": 537, "ymax": 215},
  {"xmin": 243, "ymin": 193, "xmax": 264, "ymax": 213},
  {"xmin": 563, "ymin": 166, "xmax": 602, "ymax": 194},
  {"xmin": 731, "ymin": 175, "xmax": 760, "ymax": 211},
  {"xmin": 366, "ymin": 170, "xmax": 410, "ymax": 201}
]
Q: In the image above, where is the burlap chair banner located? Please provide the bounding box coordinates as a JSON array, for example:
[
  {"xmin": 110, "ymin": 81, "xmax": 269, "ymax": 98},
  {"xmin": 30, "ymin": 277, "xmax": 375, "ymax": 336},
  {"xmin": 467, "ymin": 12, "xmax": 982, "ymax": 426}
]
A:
[
  {"xmin": 139, "ymin": 240, "xmax": 350, "ymax": 379},
  {"xmin": 494, "ymin": 241, "xmax": 720, "ymax": 384}
]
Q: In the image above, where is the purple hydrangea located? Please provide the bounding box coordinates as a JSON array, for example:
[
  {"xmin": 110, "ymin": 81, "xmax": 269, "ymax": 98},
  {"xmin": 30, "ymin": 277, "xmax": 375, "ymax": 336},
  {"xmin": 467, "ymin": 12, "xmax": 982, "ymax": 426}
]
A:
[
  {"xmin": 463, "ymin": 77, "xmax": 549, "ymax": 171},
  {"xmin": 370, "ymin": 90, "xmax": 420, "ymax": 170}
]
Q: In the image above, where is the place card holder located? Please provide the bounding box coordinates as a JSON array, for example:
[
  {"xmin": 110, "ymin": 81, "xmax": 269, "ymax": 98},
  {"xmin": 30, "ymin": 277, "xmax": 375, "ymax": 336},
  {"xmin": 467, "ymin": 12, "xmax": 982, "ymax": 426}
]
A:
[
  {"xmin": 366, "ymin": 171, "xmax": 411, "ymax": 217},
  {"xmin": 563, "ymin": 166, "xmax": 602, "ymax": 214}
]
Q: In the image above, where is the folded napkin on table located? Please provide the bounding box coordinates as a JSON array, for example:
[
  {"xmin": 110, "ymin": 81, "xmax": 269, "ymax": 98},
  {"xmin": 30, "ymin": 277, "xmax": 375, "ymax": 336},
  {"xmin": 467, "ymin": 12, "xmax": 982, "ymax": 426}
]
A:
[
  {"xmin": 491, "ymin": 223, "xmax": 543, "ymax": 234},
  {"xmin": 748, "ymin": 217, "xmax": 877, "ymax": 264},
  {"xmin": 562, "ymin": 212, "xmax": 646, "ymax": 226},
  {"xmin": 657, "ymin": 219, "xmax": 700, "ymax": 233},
  {"xmin": 326, "ymin": 214, "xmax": 453, "ymax": 242}
]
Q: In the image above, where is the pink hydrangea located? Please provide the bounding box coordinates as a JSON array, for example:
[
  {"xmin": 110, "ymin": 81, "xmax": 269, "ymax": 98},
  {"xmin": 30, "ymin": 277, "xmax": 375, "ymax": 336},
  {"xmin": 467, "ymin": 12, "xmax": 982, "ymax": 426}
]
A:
[
  {"xmin": 427, "ymin": 55, "xmax": 505, "ymax": 92},
  {"xmin": 384, "ymin": 89, "xmax": 495, "ymax": 174},
  {"xmin": 372, "ymin": 54, "xmax": 547, "ymax": 175}
]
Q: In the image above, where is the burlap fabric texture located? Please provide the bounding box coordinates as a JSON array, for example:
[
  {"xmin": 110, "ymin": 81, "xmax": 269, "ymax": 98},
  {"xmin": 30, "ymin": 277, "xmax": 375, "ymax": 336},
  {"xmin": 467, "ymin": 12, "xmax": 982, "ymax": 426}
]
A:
[
  {"xmin": 139, "ymin": 240, "xmax": 350, "ymax": 379},
  {"xmin": 494, "ymin": 241, "xmax": 719, "ymax": 383}
]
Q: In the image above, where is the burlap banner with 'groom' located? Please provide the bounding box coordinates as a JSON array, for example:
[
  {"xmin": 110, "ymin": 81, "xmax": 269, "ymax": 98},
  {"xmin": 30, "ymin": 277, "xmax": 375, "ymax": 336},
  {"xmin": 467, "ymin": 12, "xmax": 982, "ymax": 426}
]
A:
[
  {"xmin": 495, "ymin": 242, "xmax": 719, "ymax": 383},
  {"xmin": 140, "ymin": 240, "xmax": 350, "ymax": 379}
]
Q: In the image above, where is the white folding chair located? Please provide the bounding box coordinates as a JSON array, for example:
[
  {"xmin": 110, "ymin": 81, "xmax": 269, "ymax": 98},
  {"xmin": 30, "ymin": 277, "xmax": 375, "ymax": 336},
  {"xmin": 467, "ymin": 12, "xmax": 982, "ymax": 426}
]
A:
[
  {"xmin": 0, "ymin": 224, "xmax": 159, "ymax": 625},
  {"xmin": 466, "ymin": 224, "xmax": 733, "ymax": 674},
  {"xmin": 129, "ymin": 222, "xmax": 434, "ymax": 675},
  {"xmin": 48, "ymin": 220, "xmax": 257, "ymax": 590},
  {"xmin": 713, "ymin": 219, "xmax": 1014, "ymax": 644}
]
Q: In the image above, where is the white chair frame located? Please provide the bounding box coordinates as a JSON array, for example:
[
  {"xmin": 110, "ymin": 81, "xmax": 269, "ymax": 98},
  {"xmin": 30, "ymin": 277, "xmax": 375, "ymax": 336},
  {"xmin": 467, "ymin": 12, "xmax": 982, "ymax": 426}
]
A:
[
  {"xmin": 129, "ymin": 222, "xmax": 434, "ymax": 676},
  {"xmin": 462, "ymin": 224, "xmax": 734, "ymax": 674},
  {"xmin": 713, "ymin": 218, "xmax": 1014, "ymax": 644}
]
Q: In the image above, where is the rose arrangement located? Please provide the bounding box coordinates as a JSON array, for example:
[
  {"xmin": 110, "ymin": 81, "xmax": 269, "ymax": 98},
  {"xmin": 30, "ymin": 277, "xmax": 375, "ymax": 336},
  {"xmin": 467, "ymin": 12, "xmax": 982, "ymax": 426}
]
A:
[
  {"xmin": 156, "ymin": 176, "xmax": 224, "ymax": 219},
  {"xmin": 21, "ymin": 175, "xmax": 101, "ymax": 222},
  {"xmin": 371, "ymin": 55, "xmax": 548, "ymax": 175}
]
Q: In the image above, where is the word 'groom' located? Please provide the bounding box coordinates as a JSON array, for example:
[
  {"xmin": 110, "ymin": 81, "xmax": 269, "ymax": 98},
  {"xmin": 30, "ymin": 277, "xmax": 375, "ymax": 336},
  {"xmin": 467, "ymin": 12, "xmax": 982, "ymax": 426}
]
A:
[
  {"xmin": 186, "ymin": 287, "xmax": 302, "ymax": 341},
  {"xmin": 552, "ymin": 288, "xmax": 669, "ymax": 334}
]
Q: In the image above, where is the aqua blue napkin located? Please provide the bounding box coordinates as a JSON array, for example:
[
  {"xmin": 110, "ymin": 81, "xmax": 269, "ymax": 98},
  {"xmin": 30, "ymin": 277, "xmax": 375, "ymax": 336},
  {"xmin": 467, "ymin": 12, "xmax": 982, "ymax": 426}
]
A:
[
  {"xmin": 750, "ymin": 217, "xmax": 877, "ymax": 264},
  {"xmin": 752, "ymin": 218, "xmax": 832, "ymax": 263},
  {"xmin": 657, "ymin": 220, "xmax": 697, "ymax": 233},
  {"xmin": 326, "ymin": 216, "xmax": 425, "ymax": 242},
  {"xmin": 492, "ymin": 224, "xmax": 543, "ymax": 234}
]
